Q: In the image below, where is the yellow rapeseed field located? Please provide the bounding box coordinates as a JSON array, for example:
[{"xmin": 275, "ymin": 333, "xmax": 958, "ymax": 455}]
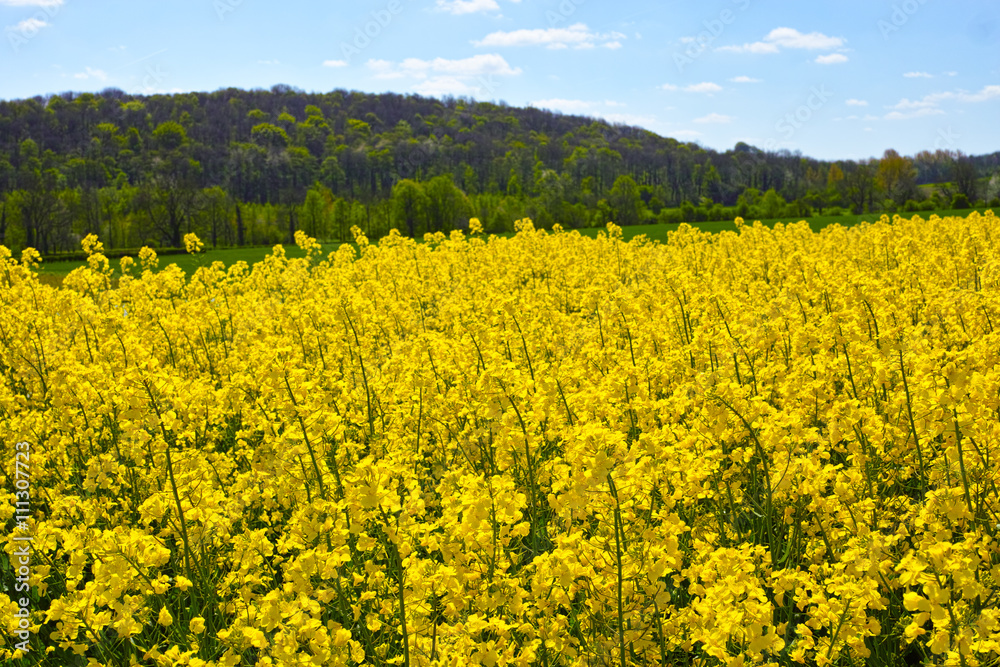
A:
[{"xmin": 2, "ymin": 213, "xmax": 1000, "ymax": 667}]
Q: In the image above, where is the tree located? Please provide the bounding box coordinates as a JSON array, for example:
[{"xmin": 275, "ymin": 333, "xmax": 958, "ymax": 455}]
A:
[
  {"xmin": 15, "ymin": 139, "xmax": 66, "ymax": 253},
  {"xmin": 608, "ymin": 174, "xmax": 643, "ymax": 226},
  {"xmin": 424, "ymin": 175, "xmax": 467, "ymax": 233},
  {"xmin": 845, "ymin": 161, "xmax": 877, "ymax": 214},
  {"xmin": 877, "ymin": 149, "xmax": 917, "ymax": 205},
  {"xmin": 250, "ymin": 123, "xmax": 290, "ymax": 149},
  {"xmin": 199, "ymin": 186, "xmax": 231, "ymax": 247},
  {"xmin": 953, "ymin": 153, "xmax": 978, "ymax": 203},
  {"xmin": 391, "ymin": 179, "xmax": 428, "ymax": 238},
  {"xmin": 152, "ymin": 121, "xmax": 187, "ymax": 151},
  {"xmin": 135, "ymin": 155, "xmax": 201, "ymax": 247},
  {"xmin": 235, "ymin": 202, "xmax": 246, "ymax": 246},
  {"xmin": 303, "ymin": 183, "xmax": 333, "ymax": 239},
  {"xmin": 760, "ymin": 189, "xmax": 786, "ymax": 219}
]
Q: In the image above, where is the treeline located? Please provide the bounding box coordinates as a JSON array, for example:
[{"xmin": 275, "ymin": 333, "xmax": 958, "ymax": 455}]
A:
[{"xmin": 0, "ymin": 84, "xmax": 998, "ymax": 253}]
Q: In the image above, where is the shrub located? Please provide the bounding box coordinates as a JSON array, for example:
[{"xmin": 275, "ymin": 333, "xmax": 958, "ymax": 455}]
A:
[{"xmin": 658, "ymin": 208, "xmax": 683, "ymax": 224}]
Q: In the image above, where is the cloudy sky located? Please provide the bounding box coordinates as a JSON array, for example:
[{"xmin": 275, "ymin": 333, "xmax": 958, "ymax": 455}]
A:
[{"xmin": 2, "ymin": 0, "xmax": 998, "ymax": 160}]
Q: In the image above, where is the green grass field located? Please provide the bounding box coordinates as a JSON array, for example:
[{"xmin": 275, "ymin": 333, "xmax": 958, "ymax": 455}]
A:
[{"xmin": 33, "ymin": 207, "xmax": 992, "ymax": 284}]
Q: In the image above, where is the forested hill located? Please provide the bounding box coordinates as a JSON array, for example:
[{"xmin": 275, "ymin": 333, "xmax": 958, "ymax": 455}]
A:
[{"xmin": 1, "ymin": 85, "xmax": 998, "ymax": 253}]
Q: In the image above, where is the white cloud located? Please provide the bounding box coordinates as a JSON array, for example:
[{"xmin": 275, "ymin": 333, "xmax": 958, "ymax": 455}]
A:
[
  {"xmin": 323, "ymin": 60, "xmax": 348, "ymax": 68},
  {"xmin": 660, "ymin": 82, "xmax": 722, "ymax": 93},
  {"xmin": 0, "ymin": 0, "xmax": 63, "ymax": 6},
  {"xmin": 685, "ymin": 82, "xmax": 722, "ymax": 93},
  {"xmin": 816, "ymin": 53, "xmax": 848, "ymax": 65},
  {"xmin": 437, "ymin": 0, "xmax": 498, "ymax": 14},
  {"xmin": 368, "ymin": 59, "xmax": 405, "ymax": 79},
  {"xmin": 436, "ymin": 0, "xmax": 525, "ymax": 14},
  {"xmin": 718, "ymin": 27, "xmax": 844, "ymax": 55},
  {"xmin": 884, "ymin": 107, "xmax": 946, "ymax": 120},
  {"xmin": 402, "ymin": 54, "xmax": 520, "ymax": 77},
  {"xmin": 434, "ymin": 0, "xmax": 522, "ymax": 14},
  {"xmin": 530, "ymin": 99, "xmax": 630, "ymax": 113},
  {"xmin": 603, "ymin": 41, "xmax": 623, "ymax": 50},
  {"xmin": 5, "ymin": 16, "xmax": 47, "ymax": 32},
  {"xmin": 903, "ymin": 71, "xmax": 933, "ymax": 78},
  {"xmin": 729, "ymin": 76, "xmax": 761, "ymax": 83},
  {"xmin": 693, "ymin": 113, "xmax": 733, "ymax": 124},
  {"xmin": 944, "ymin": 71, "xmax": 958, "ymax": 76},
  {"xmin": 369, "ymin": 54, "xmax": 520, "ymax": 80},
  {"xmin": 524, "ymin": 102, "xmax": 653, "ymax": 128},
  {"xmin": 846, "ymin": 99, "xmax": 868, "ymax": 106},
  {"xmin": 367, "ymin": 54, "xmax": 521, "ymax": 98},
  {"xmin": 716, "ymin": 42, "xmax": 780, "ymax": 55},
  {"xmin": 958, "ymin": 84, "xmax": 1000, "ymax": 102},
  {"xmin": 604, "ymin": 112, "xmax": 657, "ymax": 127},
  {"xmin": 413, "ymin": 77, "xmax": 480, "ymax": 97},
  {"xmin": 474, "ymin": 23, "xmax": 625, "ymax": 50},
  {"xmin": 73, "ymin": 67, "xmax": 108, "ymax": 81},
  {"xmin": 890, "ymin": 97, "xmax": 937, "ymax": 110},
  {"xmin": 765, "ymin": 27, "xmax": 844, "ymax": 50},
  {"xmin": 530, "ymin": 98, "xmax": 594, "ymax": 113},
  {"xmin": 886, "ymin": 84, "xmax": 1000, "ymax": 117}
]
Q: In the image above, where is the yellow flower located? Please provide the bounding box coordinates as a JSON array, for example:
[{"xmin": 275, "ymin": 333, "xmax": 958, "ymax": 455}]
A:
[
  {"xmin": 81, "ymin": 233, "xmax": 104, "ymax": 256},
  {"xmin": 20, "ymin": 247, "xmax": 41, "ymax": 269},
  {"xmin": 4, "ymin": 210, "xmax": 1000, "ymax": 666},
  {"xmin": 183, "ymin": 233, "xmax": 204, "ymax": 254},
  {"xmin": 243, "ymin": 627, "xmax": 268, "ymax": 649},
  {"xmin": 138, "ymin": 245, "xmax": 158, "ymax": 269}
]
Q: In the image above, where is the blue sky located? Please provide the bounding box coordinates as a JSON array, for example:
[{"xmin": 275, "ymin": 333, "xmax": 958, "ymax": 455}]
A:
[{"xmin": 2, "ymin": 0, "xmax": 998, "ymax": 160}]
